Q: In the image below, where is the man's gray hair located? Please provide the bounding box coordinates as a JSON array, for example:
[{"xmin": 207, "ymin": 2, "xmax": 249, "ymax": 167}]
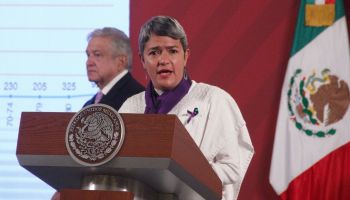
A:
[
  {"xmin": 138, "ymin": 16, "xmax": 188, "ymax": 56},
  {"xmin": 87, "ymin": 27, "xmax": 132, "ymax": 70}
]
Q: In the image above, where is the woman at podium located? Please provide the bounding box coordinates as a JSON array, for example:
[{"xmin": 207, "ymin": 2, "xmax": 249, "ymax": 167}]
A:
[{"xmin": 119, "ymin": 16, "xmax": 254, "ymax": 200}]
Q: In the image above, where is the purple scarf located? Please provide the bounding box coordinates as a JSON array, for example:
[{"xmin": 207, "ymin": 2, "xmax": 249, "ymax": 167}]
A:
[{"xmin": 145, "ymin": 78, "xmax": 192, "ymax": 114}]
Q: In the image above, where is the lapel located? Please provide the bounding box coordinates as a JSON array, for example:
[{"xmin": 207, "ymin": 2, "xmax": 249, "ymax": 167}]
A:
[{"xmin": 101, "ymin": 72, "xmax": 131, "ymax": 102}]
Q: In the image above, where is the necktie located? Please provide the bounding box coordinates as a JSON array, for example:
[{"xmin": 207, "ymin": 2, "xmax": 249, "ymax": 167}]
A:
[{"xmin": 94, "ymin": 91, "xmax": 104, "ymax": 104}]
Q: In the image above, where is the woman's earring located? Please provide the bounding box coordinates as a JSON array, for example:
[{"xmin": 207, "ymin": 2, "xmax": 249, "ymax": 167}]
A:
[{"xmin": 184, "ymin": 67, "xmax": 188, "ymax": 80}]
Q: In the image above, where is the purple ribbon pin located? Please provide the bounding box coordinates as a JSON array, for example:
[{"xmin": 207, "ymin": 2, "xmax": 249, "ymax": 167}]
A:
[{"xmin": 186, "ymin": 107, "xmax": 199, "ymax": 124}]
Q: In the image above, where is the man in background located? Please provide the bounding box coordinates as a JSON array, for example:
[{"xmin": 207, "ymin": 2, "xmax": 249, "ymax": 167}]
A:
[
  {"xmin": 51, "ymin": 27, "xmax": 144, "ymax": 200},
  {"xmin": 83, "ymin": 27, "xmax": 144, "ymax": 110}
]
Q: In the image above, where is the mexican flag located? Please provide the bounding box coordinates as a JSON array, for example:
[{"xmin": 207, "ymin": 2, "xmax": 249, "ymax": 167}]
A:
[{"xmin": 269, "ymin": 0, "xmax": 350, "ymax": 199}]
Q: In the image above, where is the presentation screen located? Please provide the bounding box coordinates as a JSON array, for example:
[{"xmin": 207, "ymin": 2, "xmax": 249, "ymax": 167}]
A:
[{"xmin": 0, "ymin": 0, "xmax": 129, "ymax": 199}]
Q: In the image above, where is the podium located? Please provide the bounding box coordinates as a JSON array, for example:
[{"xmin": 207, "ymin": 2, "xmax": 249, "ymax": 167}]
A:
[{"xmin": 16, "ymin": 112, "xmax": 222, "ymax": 200}]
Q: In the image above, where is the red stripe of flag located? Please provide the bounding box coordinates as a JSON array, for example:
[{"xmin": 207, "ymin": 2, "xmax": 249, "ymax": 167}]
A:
[
  {"xmin": 280, "ymin": 142, "xmax": 350, "ymax": 200},
  {"xmin": 326, "ymin": 0, "xmax": 336, "ymax": 4}
]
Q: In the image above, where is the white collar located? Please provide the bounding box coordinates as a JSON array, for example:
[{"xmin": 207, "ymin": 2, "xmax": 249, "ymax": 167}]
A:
[
  {"xmin": 101, "ymin": 69, "xmax": 128, "ymax": 95},
  {"xmin": 154, "ymin": 88, "xmax": 164, "ymax": 95}
]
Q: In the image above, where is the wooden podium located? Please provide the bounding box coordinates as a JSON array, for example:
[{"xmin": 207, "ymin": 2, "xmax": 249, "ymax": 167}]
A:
[{"xmin": 16, "ymin": 112, "xmax": 222, "ymax": 200}]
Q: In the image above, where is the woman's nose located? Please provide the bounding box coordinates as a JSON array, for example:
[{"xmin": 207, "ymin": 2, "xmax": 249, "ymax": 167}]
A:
[{"xmin": 158, "ymin": 52, "xmax": 170, "ymax": 65}]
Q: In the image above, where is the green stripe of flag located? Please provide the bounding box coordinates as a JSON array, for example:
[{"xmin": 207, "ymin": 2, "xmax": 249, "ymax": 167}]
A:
[{"xmin": 290, "ymin": 0, "xmax": 345, "ymax": 56}]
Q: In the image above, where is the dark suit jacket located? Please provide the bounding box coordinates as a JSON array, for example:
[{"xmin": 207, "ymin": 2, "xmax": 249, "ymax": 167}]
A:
[{"xmin": 83, "ymin": 72, "xmax": 144, "ymax": 111}]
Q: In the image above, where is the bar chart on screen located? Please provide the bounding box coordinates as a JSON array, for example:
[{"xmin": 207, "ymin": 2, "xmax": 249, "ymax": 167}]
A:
[
  {"xmin": 0, "ymin": 72, "xmax": 96, "ymax": 127},
  {"xmin": 0, "ymin": 0, "xmax": 129, "ymax": 199}
]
